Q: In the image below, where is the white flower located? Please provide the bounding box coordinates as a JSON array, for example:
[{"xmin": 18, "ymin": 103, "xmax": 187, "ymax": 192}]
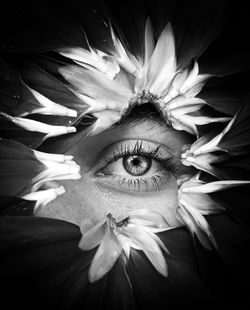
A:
[
  {"xmin": 181, "ymin": 102, "xmax": 250, "ymax": 176},
  {"xmin": 58, "ymin": 46, "xmax": 120, "ymax": 79},
  {"xmin": 79, "ymin": 209, "xmax": 174, "ymax": 283},
  {"xmin": 22, "ymin": 185, "xmax": 65, "ymax": 212},
  {"xmin": 32, "ymin": 150, "xmax": 81, "ymax": 191},
  {"xmin": 58, "ymin": 19, "xmax": 218, "ymax": 136},
  {"xmin": 20, "ymin": 82, "xmax": 77, "ymax": 117},
  {"xmin": 177, "ymin": 174, "xmax": 250, "ymax": 250},
  {"xmin": 1, "ymin": 112, "xmax": 76, "ymax": 141}
]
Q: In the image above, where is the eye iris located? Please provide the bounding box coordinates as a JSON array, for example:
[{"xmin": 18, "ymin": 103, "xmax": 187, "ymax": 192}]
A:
[{"xmin": 123, "ymin": 155, "xmax": 151, "ymax": 176}]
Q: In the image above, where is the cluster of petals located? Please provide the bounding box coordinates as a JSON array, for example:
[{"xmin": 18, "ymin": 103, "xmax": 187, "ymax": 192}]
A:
[
  {"xmin": 181, "ymin": 102, "xmax": 250, "ymax": 178},
  {"xmin": 58, "ymin": 19, "xmax": 230, "ymax": 135},
  {"xmin": 79, "ymin": 209, "xmax": 174, "ymax": 283},
  {"xmin": 0, "ymin": 139, "xmax": 81, "ymax": 211},
  {"xmin": 0, "ymin": 60, "xmax": 82, "ymax": 209},
  {"xmin": 176, "ymin": 174, "xmax": 250, "ymax": 250}
]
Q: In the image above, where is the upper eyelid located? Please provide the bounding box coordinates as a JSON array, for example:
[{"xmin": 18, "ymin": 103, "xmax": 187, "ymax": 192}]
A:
[
  {"xmin": 100, "ymin": 139, "xmax": 174, "ymax": 158},
  {"xmin": 100, "ymin": 140, "xmax": 175, "ymax": 168},
  {"xmin": 109, "ymin": 142, "xmax": 161, "ymax": 164}
]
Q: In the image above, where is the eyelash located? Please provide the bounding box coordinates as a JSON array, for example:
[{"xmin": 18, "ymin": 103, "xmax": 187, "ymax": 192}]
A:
[{"xmin": 99, "ymin": 140, "xmax": 179, "ymax": 192}]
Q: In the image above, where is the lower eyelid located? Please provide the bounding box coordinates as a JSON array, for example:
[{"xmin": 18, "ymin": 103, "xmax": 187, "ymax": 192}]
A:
[{"xmin": 95, "ymin": 171, "xmax": 172, "ymax": 193}]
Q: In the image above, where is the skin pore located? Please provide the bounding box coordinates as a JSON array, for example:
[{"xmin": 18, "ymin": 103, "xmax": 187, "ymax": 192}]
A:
[{"xmin": 36, "ymin": 104, "xmax": 194, "ymax": 228}]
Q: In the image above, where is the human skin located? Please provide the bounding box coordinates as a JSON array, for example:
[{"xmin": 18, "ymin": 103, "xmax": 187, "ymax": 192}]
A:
[{"xmin": 36, "ymin": 113, "xmax": 194, "ymax": 229}]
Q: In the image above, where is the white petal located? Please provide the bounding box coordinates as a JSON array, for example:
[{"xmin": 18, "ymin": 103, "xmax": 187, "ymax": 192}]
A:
[
  {"xmin": 169, "ymin": 103, "xmax": 203, "ymax": 118},
  {"xmin": 146, "ymin": 23, "xmax": 176, "ymax": 96},
  {"xmin": 88, "ymin": 226, "xmax": 122, "ymax": 283},
  {"xmin": 184, "ymin": 80, "xmax": 207, "ymax": 98},
  {"xmin": 23, "ymin": 83, "xmax": 77, "ymax": 117},
  {"xmin": 170, "ymin": 116, "xmax": 196, "ymax": 135},
  {"xmin": 59, "ymin": 65, "xmax": 131, "ymax": 111},
  {"xmin": 179, "ymin": 61, "xmax": 199, "ymax": 94},
  {"xmin": 110, "ymin": 25, "xmax": 141, "ymax": 76},
  {"xmin": 166, "ymin": 96, "xmax": 205, "ymax": 110},
  {"xmin": 31, "ymin": 160, "xmax": 81, "ymax": 191},
  {"xmin": 182, "ymin": 180, "xmax": 250, "ymax": 194},
  {"xmin": 117, "ymin": 234, "xmax": 133, "ymax": 258},
  {"xmin": 144, "ymin": 18, "xmax": 155, "ymax": 68},
  {"xmin": 58, "ymin": 47, "xmax": 120, "ymax": 79},
  {"xmin": 128, "ymin": 209, "xmax": 170, "ymax": 229},
  {"xmin": 179, "ymin": 115, "xmax": 231, "ymax": 126},
  {"xmin": 181, "ymin": 153, "xmax": 223, "ymax": 178},
  {"xmin": 179, "ymin": 191, "xmax": 224, "ymax": 215},
  {"xmin": 13, "ymin": 115, "xmax": 76, "ymax": 139},
  {"xmin": 76, "ymin": 94, "xmax": 107, "ymax": 114},
  {"xmin": 179, "ymin": 61, "xmax": 211, "ymax": 95},
  {"xmin": 34, "ymin": 151, "xmax": 73, "ymax": 163},
  {"xmin": 188, "ymin": 133, "xmax": 215, "ymax": 154},
  {"xmin": 77, "ymin": 92, "xmax": 128, "ymax": 113},
  {"xmin": 89, "ymin": 110, "xmax": 122, "ymax": 135},
  {"xmin": 123, "ymin": 223, "xmax": 168, "ymax": 277},
  {"xmin": 193, "ymin": 115, "xmax": 236, "ymax": 155},
  {"xmin": 79, "ymin": 220, "xmax": 107, "ymax": 250},
  {"xmin": 22, "ymin": 186, "xmax": 65, "ymax": 212},
  {"xmin": 164, "ymin": 69, "xmax": 190, "ymax": 102},
  {"xmin": 177, "ymin": 206, "xmax": 216, "ymax": 250}
]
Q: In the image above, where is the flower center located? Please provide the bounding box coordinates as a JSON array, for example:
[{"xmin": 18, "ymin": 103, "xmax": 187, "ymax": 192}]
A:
[
  {"xmin": 107, "ymin": 213, "xmax": 129, "ymax": 229},
  {"xmin": 129, "ymin": 90, "xmax": 161, "ymax": 106}
]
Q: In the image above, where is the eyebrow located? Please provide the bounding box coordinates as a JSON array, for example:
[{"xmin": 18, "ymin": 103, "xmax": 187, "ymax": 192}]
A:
[{"xmin": 111, "ymin": 103, "xmax": 170, "ymax": 131}]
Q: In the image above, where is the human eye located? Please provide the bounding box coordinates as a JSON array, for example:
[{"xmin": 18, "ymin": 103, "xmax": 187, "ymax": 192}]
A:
[{"xmin": 95, "ymin": 139, "xmax": 179, "ymax": 193}]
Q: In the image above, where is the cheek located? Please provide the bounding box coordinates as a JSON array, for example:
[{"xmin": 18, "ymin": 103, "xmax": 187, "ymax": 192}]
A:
[{"xmin": 36, "ymin": 175, "xmax": 181, "ymax": 227}]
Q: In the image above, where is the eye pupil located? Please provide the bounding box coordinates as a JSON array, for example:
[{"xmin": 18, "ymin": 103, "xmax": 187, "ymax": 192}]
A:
[{"xmin": 123, "ymin": 155, "xmax": 151, "ymax": 176}]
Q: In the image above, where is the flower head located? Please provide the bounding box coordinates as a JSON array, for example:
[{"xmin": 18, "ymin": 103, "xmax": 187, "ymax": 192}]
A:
[
  {"xmin": 58, "ymin": 19, "xmax": 224, "ymax": 136},
  {"xmin": 79, "ymin": 209, "xmax": 173, "ymax": 283},
  {"xmin": 177, "ymin": 174, "xmax": 250, "ymax": 250},
  {"xmin": 0, "ymin": 139, "xmax": 81, "ymax": 207}
]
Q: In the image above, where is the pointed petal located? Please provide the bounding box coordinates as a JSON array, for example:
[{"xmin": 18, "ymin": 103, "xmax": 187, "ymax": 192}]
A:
[
  {"xmin": 128, "ymin": 209, "xmax": 170, "ymax": 229},
  {"xmin": 31, "ymin": 159, "xmax": 81, "ymax": 191},
  {"xmin": 144, "ymin": 18, "xmax": 155, "ymax": 68},
  {"xmin": 123, "ymin": 224, "xmax": 168, "ymax": 277},
  {"xmin": 181, "ymin": 153, "xmax": 228, "ymax": 178},
  {"xmin": 89, "ymin": 110, "xmax": 122, "ymax": 135},
  {"xmin": 184, "ymin": 80, "xmax": 208, "ymax": 98},
  {"xmin": 59, "ymin": 65, "xmax": 130, "ymax": 112},
  {"xmin": 179, "ymin": 190, "xmax": 224, "ymax": 215},
  {"xmin": 116, "ymin": 234, "xmax": 132, "ymax": 258},
  {"xmin": 166, "ymin": 96, "xmax": 205, "ymax": 110},
  {"xmin": 0, "ymin": 139, "xmax": 45, "ymax": 196},
  {"xmin": 0, "ymin": 112, "xmax": 46, "ymax": 148},
  {"xmin": 177, "ymin": 206, "xmax": 216, "ymax": 250},
  {"xmin": 164, "ymin": 69, "xmax": 190, "ymax": 102},
  {"xmin": 24, "ymin": 83, "xmax": 77, "ymax": 117},
  {"xmin": 110, "ymin": 25, "xmax": 141, "ymax": 76},
  {"xmin": 145, "ymin": 23, "xmax": 176, "ymax": 96},
  {"xmin": 193, "ymin": 116, "xmax": 235, "ymax": 155},
  {"xmin": 58, "ymin": 47, "xmax": 119, "ymax": 79},
  {"xmin": 3, "ymin": 113, "xmax": 76, "ymax": 139},
  {"xmin": 22, "ymin": 186, "xmax": 65, "ymax": 212},
  {"xmin": 218, "ymin": 101, "xmax": 250, "ymax": 155},
  {"xmin": 188, "ymin": 132, "xmax": 217, "ymax": 153},
  {"xmin": 180, "ymin": 115, "xmax": 231, "ymax": 126},
  {"xmin": 79, "ymin": 220, "xmax": 107, "ymax": 251},
  {"xmin": 180, "ymin": 61, "xmax": 211, "ymax": 95},
  {"xmin": 182, "ymin": 180, "xmax": 250, "ymax": 194},
  {"xmin": 88, "ymin": 226, "xmax": 122, "ymax": 283},
  {"xmin": 179, "ymin": 61, "xmax": 199, "ymax": 94},
  {"xmin": 34, "ymin": 151, "xmax": 73, "ymax": 163},
  {"xmin": 171, "ymin": 117, "xmax": 196, "ymax": 135}
]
